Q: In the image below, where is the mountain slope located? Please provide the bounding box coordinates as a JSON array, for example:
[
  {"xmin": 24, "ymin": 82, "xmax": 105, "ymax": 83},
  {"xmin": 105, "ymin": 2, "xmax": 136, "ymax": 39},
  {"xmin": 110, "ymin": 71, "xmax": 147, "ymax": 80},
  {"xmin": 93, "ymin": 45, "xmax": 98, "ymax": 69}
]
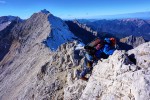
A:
[
  {"xmin": 65, "ymin": 20, "xmax": 97, "ymax": 44},
  {"xmin": 0, "ymin": 10, "xmax": 77, "ymax": 100},
  {"xmin": 65, "ymin": 20, "xmax": 117, "ymax": 44},
  {"xmin": 0, "ymin": 16, "xmax": 22, "ymax": 61},
  {"xmin": 0, "ymin": 16, "xmax": 21, "ymax": 31}
]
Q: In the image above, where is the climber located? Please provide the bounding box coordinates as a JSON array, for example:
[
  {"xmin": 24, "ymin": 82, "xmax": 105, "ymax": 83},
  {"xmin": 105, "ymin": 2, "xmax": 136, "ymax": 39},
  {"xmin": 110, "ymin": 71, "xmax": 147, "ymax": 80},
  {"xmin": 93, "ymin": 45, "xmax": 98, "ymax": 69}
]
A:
[{"xmin": 79, "ymin": 37, "xmax": 116, "ymax": 81}]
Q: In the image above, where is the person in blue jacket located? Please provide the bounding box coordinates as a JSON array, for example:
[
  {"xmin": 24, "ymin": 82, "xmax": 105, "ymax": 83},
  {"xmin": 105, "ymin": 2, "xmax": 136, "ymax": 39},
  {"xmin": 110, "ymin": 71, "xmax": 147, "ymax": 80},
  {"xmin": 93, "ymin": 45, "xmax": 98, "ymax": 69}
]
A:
[{"xmin": 79, "ymin": 38, "xmax": 116, "ymax": 81}]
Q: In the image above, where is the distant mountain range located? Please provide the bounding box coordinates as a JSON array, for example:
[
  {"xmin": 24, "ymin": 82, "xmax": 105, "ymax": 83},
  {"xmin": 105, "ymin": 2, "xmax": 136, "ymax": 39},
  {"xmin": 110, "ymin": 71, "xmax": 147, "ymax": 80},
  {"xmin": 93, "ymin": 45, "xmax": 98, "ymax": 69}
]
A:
[
  {"xmin": 65, "ymin": 20, "xmax": 146, "ymax": 50},
  {"xmin": 82, "ymin": 11, "xmax": 150, "ymax": 20},
  {"xmin": 77, "ymin": 18, "xmax": 150, "ymax": 41}
]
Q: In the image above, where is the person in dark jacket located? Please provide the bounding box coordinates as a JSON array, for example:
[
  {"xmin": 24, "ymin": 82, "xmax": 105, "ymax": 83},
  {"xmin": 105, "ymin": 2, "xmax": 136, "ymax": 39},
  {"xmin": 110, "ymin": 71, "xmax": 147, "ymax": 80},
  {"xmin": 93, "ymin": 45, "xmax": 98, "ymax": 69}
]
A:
[{"xmin": 80, "ymin": 38, "xmax": 116, "ymax": 81}]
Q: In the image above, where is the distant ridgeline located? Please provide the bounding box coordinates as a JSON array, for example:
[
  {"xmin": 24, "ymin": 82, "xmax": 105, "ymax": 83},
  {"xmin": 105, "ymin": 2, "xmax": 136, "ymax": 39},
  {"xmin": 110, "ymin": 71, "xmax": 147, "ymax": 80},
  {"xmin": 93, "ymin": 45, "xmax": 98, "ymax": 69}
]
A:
[{"xmin": 77, "ymin": 19, "xmax": 150, "ymax": 41}]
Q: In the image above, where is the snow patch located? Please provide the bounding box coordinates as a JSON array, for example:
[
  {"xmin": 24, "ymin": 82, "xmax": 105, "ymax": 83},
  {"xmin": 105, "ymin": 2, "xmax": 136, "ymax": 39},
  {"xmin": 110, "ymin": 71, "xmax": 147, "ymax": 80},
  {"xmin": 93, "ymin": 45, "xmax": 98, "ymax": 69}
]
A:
[
  {"xmin": 0, "ymin": 21, "xmax": 11, "ymax": 31},
  {"xmin": 45, "ymin": 14, "xmax": 76, "ymax": 50}
]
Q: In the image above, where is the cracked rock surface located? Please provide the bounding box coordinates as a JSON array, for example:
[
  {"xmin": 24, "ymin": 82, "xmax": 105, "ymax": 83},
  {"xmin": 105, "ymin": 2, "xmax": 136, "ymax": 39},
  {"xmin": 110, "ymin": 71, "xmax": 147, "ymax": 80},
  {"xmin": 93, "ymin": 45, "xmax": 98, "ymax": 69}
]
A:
[{"xmin": 65, "ymin": 42, "xmax": 150, "ymax": 100}]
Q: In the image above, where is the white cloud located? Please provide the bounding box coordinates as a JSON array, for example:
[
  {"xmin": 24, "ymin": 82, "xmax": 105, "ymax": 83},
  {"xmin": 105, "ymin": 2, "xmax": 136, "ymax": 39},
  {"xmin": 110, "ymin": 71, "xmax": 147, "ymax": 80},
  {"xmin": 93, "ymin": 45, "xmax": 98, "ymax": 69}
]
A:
[{"xmin": 0, "ymin": 0, "xmax": 6, "ymax": 4}]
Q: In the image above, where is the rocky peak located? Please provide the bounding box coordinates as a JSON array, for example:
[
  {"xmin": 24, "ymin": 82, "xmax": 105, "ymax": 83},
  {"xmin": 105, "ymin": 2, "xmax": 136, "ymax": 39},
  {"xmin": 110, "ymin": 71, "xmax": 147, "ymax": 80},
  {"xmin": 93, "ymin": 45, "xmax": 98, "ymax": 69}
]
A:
[
  {"xmin": 11, "ymin": 10, "xmax": 76, "ymax": 50},
  {"xmin": 0, "ymin": 10, "xmax": 77, "ymax": 99},
  {"xmin": 40, "ymin": 9, "xmax": 51, "ymax": 14}
]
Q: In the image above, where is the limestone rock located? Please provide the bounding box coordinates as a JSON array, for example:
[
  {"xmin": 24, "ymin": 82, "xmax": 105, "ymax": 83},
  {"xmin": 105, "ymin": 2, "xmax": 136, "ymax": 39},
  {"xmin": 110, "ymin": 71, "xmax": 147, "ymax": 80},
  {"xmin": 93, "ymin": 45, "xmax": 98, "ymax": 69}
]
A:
[
  {"xmin": 64, "ymin": 42, "xmax": 150, "ymax": 100},
  {"xmin": 128, "ymin": 42, "xmax": 150, "ymax": 69}
]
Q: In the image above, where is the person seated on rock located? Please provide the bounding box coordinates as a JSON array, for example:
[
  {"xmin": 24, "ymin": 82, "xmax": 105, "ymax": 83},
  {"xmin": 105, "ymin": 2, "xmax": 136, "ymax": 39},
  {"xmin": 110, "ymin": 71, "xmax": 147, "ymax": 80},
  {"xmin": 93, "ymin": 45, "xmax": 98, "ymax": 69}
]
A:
[{"xmin": 79, "ymin": 37, "xmax": 116, "ymax": 81}]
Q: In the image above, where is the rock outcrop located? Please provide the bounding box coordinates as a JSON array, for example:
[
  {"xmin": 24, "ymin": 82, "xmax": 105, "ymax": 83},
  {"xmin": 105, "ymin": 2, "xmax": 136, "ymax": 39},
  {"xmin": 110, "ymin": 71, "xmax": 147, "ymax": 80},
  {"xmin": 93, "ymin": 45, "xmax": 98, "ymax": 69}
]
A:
[
  {"xmin": 118, "ymin": 35, "xmax": 146, "ymax": 50},
  {"xmin": 120, "ymin": 35, "xmax": 145, "ymax": 48},
  {"xmin": 64, "ymin": 42, "xmax": 150, "ymax": 100},
  {"xmin": 128, "ymin": 42, "xmax": 150, "ymax": 69}
]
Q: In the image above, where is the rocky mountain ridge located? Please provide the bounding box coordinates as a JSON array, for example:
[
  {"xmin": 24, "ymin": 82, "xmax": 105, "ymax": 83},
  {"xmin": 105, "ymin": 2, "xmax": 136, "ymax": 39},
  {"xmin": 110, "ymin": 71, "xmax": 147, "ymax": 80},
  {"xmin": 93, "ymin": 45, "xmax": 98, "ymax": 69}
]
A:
[
  {"xmin": 0, "ymin": 10, "xmax": 150, "ymax": 100},
  {"xmin": 0, "ymin": 10, "xmax": 80, "ymax": 100},
  {"xmin": 65, "ymin": 20, "xmax": 116, "ymax": 44}
]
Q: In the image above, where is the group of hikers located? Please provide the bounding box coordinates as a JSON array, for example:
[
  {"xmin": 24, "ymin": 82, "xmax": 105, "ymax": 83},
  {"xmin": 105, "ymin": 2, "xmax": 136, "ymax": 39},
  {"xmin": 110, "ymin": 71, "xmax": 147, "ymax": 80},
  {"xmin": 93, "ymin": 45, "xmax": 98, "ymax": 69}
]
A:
[{"xmin": 77, "ymin": 37, "xmax": 116, "ymax": 81}]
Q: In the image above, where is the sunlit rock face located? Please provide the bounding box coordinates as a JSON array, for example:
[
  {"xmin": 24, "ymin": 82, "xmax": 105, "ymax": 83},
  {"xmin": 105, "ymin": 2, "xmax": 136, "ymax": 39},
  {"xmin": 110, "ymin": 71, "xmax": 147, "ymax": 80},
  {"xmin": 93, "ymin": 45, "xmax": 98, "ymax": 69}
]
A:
[{"xmin": 65, "ymin": 42, "xmax": 150, "ymax": 100}]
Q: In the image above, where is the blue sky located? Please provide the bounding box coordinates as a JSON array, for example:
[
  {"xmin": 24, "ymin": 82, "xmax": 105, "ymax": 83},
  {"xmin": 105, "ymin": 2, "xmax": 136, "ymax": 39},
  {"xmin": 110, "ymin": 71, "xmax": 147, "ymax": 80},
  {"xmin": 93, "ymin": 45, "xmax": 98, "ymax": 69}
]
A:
[{"xmin": 0, "ymin": 0, "xmax": 150, "ymax": 19}]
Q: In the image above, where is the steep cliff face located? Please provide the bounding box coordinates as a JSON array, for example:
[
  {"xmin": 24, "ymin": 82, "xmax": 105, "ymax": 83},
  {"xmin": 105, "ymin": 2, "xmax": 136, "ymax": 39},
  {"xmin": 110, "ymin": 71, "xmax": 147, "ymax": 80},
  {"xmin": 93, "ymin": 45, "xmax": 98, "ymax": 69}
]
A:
[{"xmin": 64, "ymin": 42, "xmax": 150, "ymax": 100}]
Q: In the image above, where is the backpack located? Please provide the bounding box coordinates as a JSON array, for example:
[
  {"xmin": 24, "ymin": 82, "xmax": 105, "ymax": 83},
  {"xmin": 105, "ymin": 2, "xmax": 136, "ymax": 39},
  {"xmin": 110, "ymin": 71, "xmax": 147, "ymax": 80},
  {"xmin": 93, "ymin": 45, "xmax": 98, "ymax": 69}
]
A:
[
  {"xmin": 84, "ymin": 37, "xmax": 116, "ymax": 55},
  {"xmin": 84, "ymin": 38, "xmax": 101, "ymax": 55},
  {"xmin": 88, "ymin": 38, "xmax": 101, "ymax": 47}
]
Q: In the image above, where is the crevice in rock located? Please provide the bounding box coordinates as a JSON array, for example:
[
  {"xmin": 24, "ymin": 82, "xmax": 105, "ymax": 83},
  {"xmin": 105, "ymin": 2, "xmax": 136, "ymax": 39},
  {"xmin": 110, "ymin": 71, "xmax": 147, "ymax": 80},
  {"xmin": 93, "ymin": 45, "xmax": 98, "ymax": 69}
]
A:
[
  {"xmin": 41, "ymin": 62, "xmax": 49, "ymax": 74},
  {"xmin": 128, "ymin": 54, "xmax": 136, "ymax": 65}
]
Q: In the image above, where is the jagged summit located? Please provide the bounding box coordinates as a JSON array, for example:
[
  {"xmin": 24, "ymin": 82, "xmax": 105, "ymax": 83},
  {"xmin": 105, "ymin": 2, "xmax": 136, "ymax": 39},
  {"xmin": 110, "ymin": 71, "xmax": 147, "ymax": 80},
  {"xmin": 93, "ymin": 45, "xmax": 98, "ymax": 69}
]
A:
[
  {"xmin": 40, "ymin": 9, "xmax": 51, "ymax": 14},
  {"xmin": 11, "ymin": 10, "xmax": 76, "ymax": 50}
]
